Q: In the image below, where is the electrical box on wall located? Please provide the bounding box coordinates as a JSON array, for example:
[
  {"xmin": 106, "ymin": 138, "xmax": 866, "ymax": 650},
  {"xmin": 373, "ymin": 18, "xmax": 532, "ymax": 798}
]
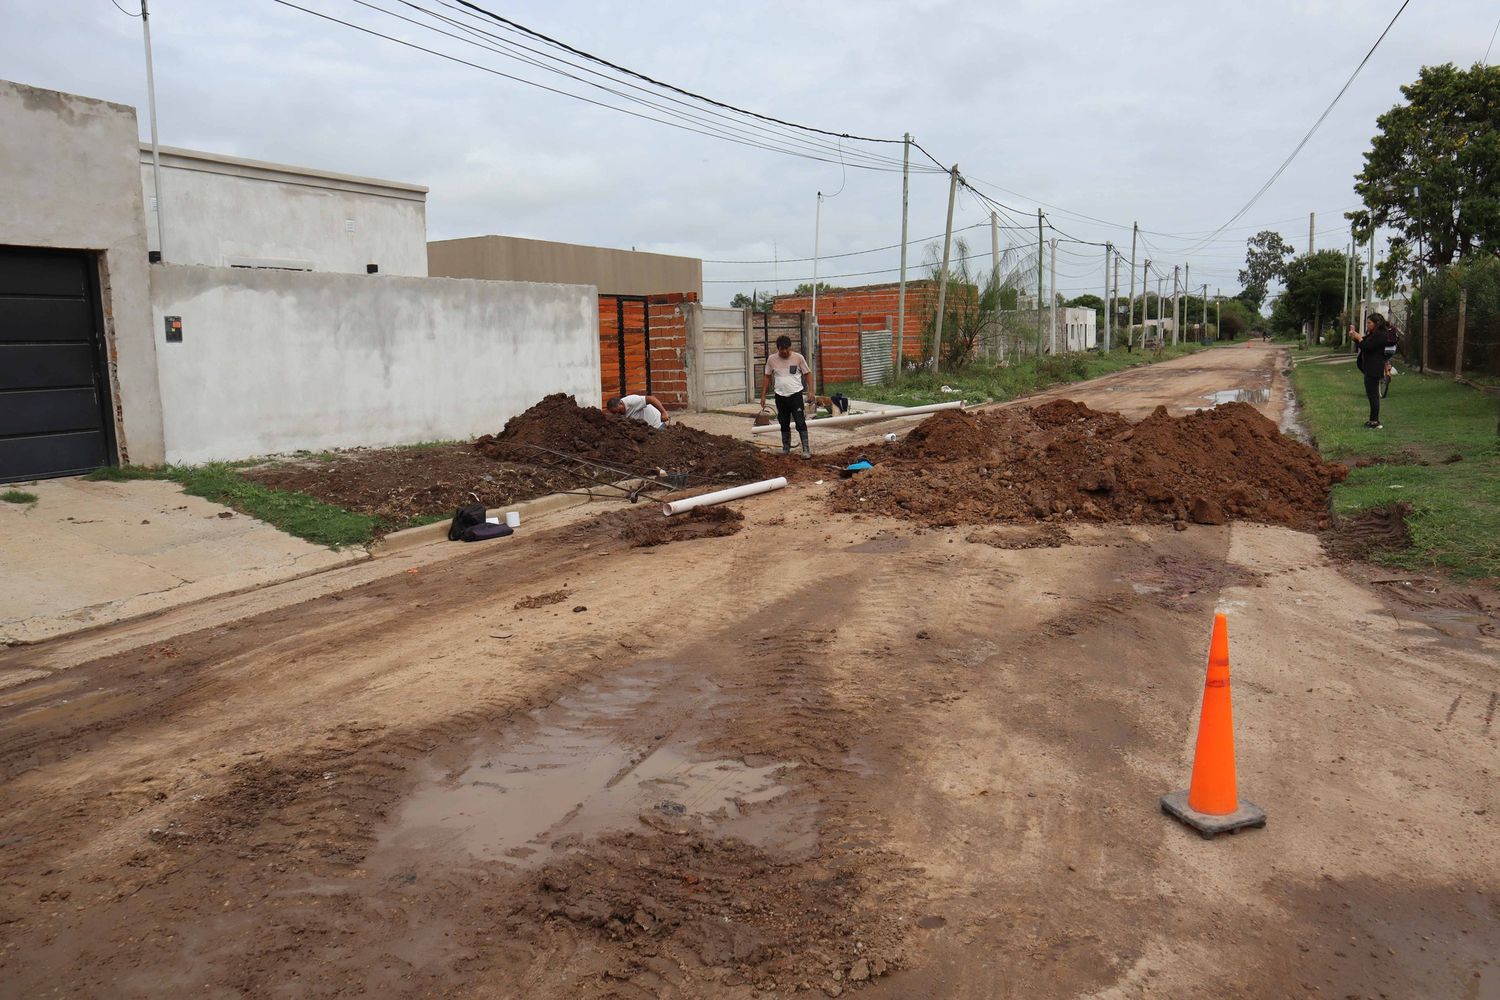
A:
[{"xmin": 164, "ymin": 316, "xmax": 182, "ymax": 343}]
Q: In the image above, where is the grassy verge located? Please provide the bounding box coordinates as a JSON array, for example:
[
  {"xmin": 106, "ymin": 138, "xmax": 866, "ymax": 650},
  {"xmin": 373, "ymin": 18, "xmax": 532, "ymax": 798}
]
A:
[
  {"xmin": 86, "ymin": 464, "xmax": 378, "ymax": 548},
  {"xmin": 828, "ymin": 342, "xmax": 1209, "ymax": 407},
  {"xmin": 2, "ymin": 489, "xmax": 39, "ymax": 504},
  {"xmin": 1291, "ymin": 362, "xmax": 1500, "ymax": 581}
]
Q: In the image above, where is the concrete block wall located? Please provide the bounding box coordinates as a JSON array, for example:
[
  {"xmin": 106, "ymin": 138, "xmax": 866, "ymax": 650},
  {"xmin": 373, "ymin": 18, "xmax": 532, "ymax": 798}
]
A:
[{"xmin": 151, "ymin": 265, "xmax": 599, "ymax": 463}]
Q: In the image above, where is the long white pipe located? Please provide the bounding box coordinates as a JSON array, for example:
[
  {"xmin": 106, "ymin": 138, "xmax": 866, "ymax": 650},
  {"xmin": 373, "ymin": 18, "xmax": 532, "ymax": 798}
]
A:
[
  {"xmin": 662, "ymin": 477, "xmax": 788, "ymax": 516},
  {"xmin": 750, "ymin": 399, "xmax": 964, "ymax": 434}
]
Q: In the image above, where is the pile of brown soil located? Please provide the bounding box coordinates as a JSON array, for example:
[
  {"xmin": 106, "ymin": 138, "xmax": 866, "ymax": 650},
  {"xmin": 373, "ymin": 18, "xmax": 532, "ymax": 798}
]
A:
[
  {"xmin": 243, "ymin": 444, "xmax": 580, "ymax": 530},
  {"xmin": 831, "ymin": 400, "xmax": 1346, "ymax": 531},
  {"xmin": 475, "ymin": 394, "xmax": 766, "ymax": 483}
]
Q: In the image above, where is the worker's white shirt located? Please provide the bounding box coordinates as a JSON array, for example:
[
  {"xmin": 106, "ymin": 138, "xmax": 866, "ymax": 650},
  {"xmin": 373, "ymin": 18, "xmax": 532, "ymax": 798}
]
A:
[
  {"xmin": 621, "ymin": 394, "xmax": 662, "ymax": 428},
  {"xmin": 765, "ymin": 351, "xmax": 810, "ymax": 397}
]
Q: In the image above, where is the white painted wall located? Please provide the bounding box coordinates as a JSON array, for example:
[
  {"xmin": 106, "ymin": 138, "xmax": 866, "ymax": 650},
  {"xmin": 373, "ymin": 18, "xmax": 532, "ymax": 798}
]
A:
[
  {"xmin": 150, "ymin": 265, "xmax": 599, "ymax": 464},
  {"xmin": 142, "ymin": 145, "xmax": 429, "ymax": 277},
  {"xmin": 1, "ymin": 79, "xmax": 165, "ymax": 463},
  {"xmin": 1058, "ymin": 306, "xmax": 1097, "ymax": 351}
]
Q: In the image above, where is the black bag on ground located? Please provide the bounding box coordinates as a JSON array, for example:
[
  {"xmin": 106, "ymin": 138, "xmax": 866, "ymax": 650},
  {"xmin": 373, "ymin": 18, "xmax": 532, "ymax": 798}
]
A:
[
  {"xmin": 459, "ymin": 521, "xmax": 513, "ymax": 542},
  {"xmin": 448, "ymin": 503, "xmax": 487, "ymax": 541}
]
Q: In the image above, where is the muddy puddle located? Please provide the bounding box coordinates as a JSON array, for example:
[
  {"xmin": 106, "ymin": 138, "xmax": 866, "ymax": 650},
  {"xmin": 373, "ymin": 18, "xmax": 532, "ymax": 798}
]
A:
[
  {"xmin": 374, "ymin": 669, "xmax": 811, "ymax": 868},
  {"xmin": 1203, "ymin": 388, "xmax": 1271, "ymax": 406}
]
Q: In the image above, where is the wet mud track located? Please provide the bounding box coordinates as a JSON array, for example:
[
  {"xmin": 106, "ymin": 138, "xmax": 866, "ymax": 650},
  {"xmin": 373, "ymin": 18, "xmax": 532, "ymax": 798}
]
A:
[{"xmin": 2, "ymin": 347, "xmax": 1497, "ymax": 998}]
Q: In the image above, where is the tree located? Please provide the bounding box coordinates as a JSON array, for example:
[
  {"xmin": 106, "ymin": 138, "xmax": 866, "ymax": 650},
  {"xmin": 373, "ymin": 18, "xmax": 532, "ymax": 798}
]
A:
[
  {"xmin": 793, "ymin": 281, "xmax": 840, "ymax": 296},
  {"xmin": 918, "ymin": 237, "xmax": 1004, "ymax": 368},
  {"xmin": 1238, "ymin": 230, "xmax": 1294, "ymax": 309},
  {"xmin": 1065, "ymin": 294, "xmax": 1104, "ymax": 333},
  {"xmin": 1279, "ymin": 250, "xmax": 1356, "ymax": 339},
  {"xmin": 1350, "ymin": 62, "xmax": 1500, "ymax": 290},
  {"xmin": 1215, "ymin": 297, "xmax": 1258, "ymax": 339},
  {"xmin": 729, "ymin": 291, "xmax": 775, "ymax": 313}
]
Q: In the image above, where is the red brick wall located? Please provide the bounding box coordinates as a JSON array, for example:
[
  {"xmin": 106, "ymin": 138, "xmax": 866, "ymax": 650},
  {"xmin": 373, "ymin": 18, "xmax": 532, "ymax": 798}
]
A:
[
  {"xmin": 772, "ymin": 281, "xmax": 941, "ymax": 365},
  {"xmin": 815, "ymin": 315, "xmax": 893, "ymax": 385},
  {"xmin": 598, "ymin": 292, "xmax": 696, "ymax": 410}
]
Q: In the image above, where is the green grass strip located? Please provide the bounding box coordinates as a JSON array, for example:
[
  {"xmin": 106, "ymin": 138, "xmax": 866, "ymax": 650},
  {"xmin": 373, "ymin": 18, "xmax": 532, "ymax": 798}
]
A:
[
  {"xmin": 86, "ymin": 463, "xmax": 377, "ymax": 549},
  {"xmin": 2, "ymin": 489, "xmax": 39, "ymax": 504},
  {"xmin": 1292, "ymin": 359, "xmax": 1500, "ymax": 582}
]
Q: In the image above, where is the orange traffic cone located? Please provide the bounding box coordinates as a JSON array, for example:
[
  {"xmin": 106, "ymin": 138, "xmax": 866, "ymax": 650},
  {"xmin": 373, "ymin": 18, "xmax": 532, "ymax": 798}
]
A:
[{"xmin": 1160, "ymin": 614, "xmax": 1266, "ymax": 839}]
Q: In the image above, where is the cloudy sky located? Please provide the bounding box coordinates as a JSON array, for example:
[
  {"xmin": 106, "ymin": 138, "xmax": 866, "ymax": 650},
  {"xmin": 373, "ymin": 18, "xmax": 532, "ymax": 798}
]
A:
[{"xmin": 4, "ymin": 0, "xmax": 1496, "ymax": 304}]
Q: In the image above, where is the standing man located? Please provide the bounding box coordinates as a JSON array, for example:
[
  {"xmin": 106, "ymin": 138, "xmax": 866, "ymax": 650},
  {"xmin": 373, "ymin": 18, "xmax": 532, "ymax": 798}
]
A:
[
  {"xmin": 604, "ymin": 393, "xmax": 670, "ymax": 429},
  {"xmin": 760, "ymin": 335, "xmax": 813, "ymax": 458}
]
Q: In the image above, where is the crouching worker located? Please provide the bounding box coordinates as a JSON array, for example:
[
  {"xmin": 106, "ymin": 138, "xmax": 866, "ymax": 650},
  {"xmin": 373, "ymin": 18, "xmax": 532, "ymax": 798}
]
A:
[
  {"xmin": 604, "ymin": 393, "xmax": 669, "ymax": 429},
  {"xmin": 760, "ymin": 335, "xmax": 813, "ymax": 458}
]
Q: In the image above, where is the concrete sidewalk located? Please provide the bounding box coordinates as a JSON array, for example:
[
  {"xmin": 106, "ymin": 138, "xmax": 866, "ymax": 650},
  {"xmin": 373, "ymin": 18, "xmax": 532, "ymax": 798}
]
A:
[{"xmin": 0, "ymin": 477, "xmax": 365, "ymax": 647}]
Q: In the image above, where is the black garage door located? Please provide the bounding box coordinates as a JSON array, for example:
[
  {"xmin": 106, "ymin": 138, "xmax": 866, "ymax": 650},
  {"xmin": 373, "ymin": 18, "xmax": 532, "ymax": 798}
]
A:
[{"xmin": 0, "ymin": 246, "xmax": 116, "ymax": 483}]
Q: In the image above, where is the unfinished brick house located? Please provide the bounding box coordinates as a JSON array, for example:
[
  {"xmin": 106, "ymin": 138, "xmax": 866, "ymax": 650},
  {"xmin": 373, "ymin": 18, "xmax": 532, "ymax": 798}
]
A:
[{"xmin": 771, "ymin": 280, "xmax": 945, "ymax": 384}]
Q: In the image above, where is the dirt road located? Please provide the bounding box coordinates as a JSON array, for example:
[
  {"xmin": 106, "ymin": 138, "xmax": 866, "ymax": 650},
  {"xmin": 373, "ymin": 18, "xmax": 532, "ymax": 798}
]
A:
[{"xmin": 1, "ymin": 345, "xmax": 1496, "ymax": 999}]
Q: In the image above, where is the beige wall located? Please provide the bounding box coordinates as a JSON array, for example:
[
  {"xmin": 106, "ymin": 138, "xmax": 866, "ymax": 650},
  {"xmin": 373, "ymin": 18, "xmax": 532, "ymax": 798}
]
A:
[
  {"xmin": 1, "ymin": 79, "xmax": 164, "ymax": 464},
  {"xmin": 429, "ymin": 235, "xmax": 701, "ymax": 297},
  {"xmin": 142, "ymin": 145, "xmax": 429, "ymax": 276}
]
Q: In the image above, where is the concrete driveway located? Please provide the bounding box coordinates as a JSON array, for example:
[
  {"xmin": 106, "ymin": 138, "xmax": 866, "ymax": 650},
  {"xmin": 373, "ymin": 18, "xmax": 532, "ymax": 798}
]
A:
[{"xmin": 0, "ymin": 477, "xmax": 365, "ymax": 648}]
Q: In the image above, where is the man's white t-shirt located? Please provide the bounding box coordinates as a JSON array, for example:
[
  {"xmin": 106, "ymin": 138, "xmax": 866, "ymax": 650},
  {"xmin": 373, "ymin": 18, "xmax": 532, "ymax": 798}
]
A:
[
  {"xmin": 765, "ymin": 351, "xmax": 810, "ymax": 397},
  {"xmin": 620, "ymin": 394, "xmax": 662, "ymax": 428}
]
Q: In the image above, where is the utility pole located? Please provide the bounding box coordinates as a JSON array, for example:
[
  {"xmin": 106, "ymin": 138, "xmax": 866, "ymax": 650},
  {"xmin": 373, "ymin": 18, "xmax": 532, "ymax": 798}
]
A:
[
  {"xmin": 1172, "ymin": 265, "xmax": 1180, "ymax": 346},
  {"xmin": 1350, "ymin": 239, "xmax": 1362, "ymax": 346},
  {"xmin": 1128, "ymin": 221, "xmax": 1138, "ymax": 350},
  {"xmin": 142, "ymin": 0, "xmax": 165, "ymax": 261},
  {"xmin": 1157, "ymin": 275, "xmax": 1165, "ymax": 341},
  {"xmin": 811, "ymin": 192, "xmax": 823, "ymax": 388},
  {"xmin": 1111, "ymin": 252, "xmax": 1120, "ymax": 352},
  {"xmin": 1420, "ymin": 294, "xmax": 1430, "ymax": 374},
  {"xmin": 930, "ymin": 164, "xmax": 959, "ymax": 372},
  {"xmin": 1359, "ymin": 227, "xmax": 1373, "ymax": 336},
  {"xmin": 991, "ymin": 211, "xmax": 1001, "ymax": 279},
  {"xmin": 1454, "ymin": 286, "xmax": 1468, "ymax": 378},
  {"xmin": 1216, "ymin": 287, "xmax": 1221, "ymax": 342},
  {"xmin": 1201, "ymin": 284, "xmax": 1207, "ymax": 341},
  {"xmin": 1183, "ymin": 264, "xmax": 1190, "ymax": 342},
  {"xmin": 895, "ymin": 132, "xmax": 910, "ymax": 380},
  {"xmin": 1308, "ymin": 211, "xmax": 1315, "ymax": 255},
  {"xmin": 1103, "ymin": 243, "xmax": 1112, "ymax": 351},
  {"xmin": 1049, "ymin": 238, "xmax": 1058, "ymax": 354},
  {"xmin": 1036, "ymin": 210, "xmax": 1045, "ymax": 355},
  {"xmin": 1141, "ymin": 258, "xmax": 1150, "ymax": 349}
]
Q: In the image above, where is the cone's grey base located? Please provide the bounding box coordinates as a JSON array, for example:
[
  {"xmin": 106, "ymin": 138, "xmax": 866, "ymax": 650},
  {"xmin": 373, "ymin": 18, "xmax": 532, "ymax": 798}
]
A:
[{"xmin": 1160, "ymin": 791, "xmax": 1266, "ymax": 840}]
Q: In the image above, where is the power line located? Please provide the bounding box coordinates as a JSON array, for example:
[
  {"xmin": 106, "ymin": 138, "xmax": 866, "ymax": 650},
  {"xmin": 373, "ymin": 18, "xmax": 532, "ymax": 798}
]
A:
[
  {"xmin": 453, "ymin": 0, "xmax": 906, "ymax": 144},
  {"xmin": 400, "ymin": 0, "xmax": 924, "ymax": 171},
  {"xmin": 1174, "ymin": 0, "xmax": 1412, "ymax": 256},
  {"xmin": 110, "ymin": 0, "xmax": 143, "ymax": 15},
  {"xmin": 266, "ymin": 0, "xmax": 919, "ymax": 171},
  {"xmin": 704, "ymin": 222, "xmax": 988, "ymax": 264}
]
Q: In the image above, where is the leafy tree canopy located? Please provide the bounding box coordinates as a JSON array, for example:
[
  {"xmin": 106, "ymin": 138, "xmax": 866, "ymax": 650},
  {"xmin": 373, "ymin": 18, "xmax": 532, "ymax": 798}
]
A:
[
  {"xmin": 793, "ymin": 282, "xmax": 841, "ymax": 296},
  {"xmin": 1238, "ymin": 231, "xmax": 1295, "ymax": 309},
  {"xmin": 729, "ymin": 291, "xmax": 776, "ymax": 313},
  {"xmin": 1349, "ymin": 62, "xmax": 1500, "ymax": 290},
  {"xmin": 1279, "ymin": 250, "xmax": 1359, "ymax": 332}
]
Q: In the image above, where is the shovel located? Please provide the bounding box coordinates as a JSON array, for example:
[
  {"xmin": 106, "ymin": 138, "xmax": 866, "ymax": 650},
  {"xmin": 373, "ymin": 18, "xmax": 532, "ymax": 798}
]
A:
[{"xmin": 752, "ymin": 406, "xmax": 772, "ymax": 427}]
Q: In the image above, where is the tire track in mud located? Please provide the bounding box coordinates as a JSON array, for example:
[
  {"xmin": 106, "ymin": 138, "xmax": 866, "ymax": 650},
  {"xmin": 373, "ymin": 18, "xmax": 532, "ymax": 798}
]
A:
[{"xmin": 0, "ymin": 535, "xmax": 928, "ymax": 997}]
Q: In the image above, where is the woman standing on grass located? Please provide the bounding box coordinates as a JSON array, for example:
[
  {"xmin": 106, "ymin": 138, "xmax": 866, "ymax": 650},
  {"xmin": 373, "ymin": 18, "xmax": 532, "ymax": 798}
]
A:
[{"xmin": 1350, "ymin": 312, "xmax": 1396, "ymax": 429}]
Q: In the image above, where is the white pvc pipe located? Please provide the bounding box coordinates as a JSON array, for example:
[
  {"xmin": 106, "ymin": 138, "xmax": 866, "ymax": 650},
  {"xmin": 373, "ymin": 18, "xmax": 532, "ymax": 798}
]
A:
[
  {"xmin": 750, "ymin": 399, "xmax": 964, "ymax": 434},
  {"xmin": 662, "ymin": 477, "xmax": 788, "ymax": 516}
]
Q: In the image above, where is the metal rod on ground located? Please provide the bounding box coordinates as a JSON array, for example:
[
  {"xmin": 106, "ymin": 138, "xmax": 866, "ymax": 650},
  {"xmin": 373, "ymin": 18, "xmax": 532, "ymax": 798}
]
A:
[
  {"xmin": 141, "ymin": 0, "xmax": 166, "ymax": 261},
  {"xmin": 749, "ymin": 400, "xmax": 964, "ymax": 434},
  {"xmin": 662, "ymin": 477, "xmax": 788, "ymax": 516},
  {"xmin": 895, "ymin": 132, "xmax": 910, "ymax": 382},
  {"xmin": 931, "ymin": 164, "xmax": 959, "ymax": 372}
]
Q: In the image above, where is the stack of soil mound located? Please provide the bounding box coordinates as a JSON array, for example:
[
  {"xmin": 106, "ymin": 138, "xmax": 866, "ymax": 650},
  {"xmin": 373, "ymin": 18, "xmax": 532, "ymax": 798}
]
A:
[
  {"xmin": 475, "ymin": 393, "xmax": 766, "ymax": 482},
  {"xmin": 832, "ymin": 399, "xmax": 1346, "ymax": 531}
]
